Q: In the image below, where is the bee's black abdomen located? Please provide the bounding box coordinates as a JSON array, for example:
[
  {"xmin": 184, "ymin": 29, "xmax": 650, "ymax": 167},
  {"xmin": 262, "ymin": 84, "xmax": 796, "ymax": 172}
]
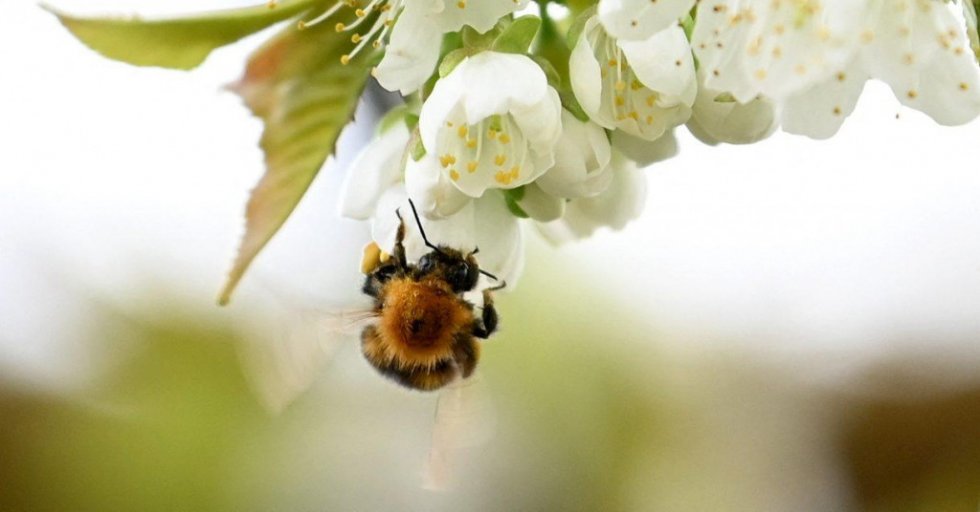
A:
[{"xmin": 388, "ymin": 359, "xmax": 456, "ymax": 391}]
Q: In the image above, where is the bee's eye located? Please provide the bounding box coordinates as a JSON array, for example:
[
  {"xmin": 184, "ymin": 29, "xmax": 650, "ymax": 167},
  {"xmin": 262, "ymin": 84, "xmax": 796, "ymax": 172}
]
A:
[
  {"xmin": 451, "ymin": 264, "xmax": 468, "ymax": 282},
  {"xmin": 448, "ymin": 262, "xmax": 477, "ymax": 292}
]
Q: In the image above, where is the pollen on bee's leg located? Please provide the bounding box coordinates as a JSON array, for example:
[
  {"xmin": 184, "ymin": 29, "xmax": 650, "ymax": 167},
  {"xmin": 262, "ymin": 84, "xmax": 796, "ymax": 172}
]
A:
[{"xmin": 361, "ymin": 241, "xmax": 383, "ymax": 274}]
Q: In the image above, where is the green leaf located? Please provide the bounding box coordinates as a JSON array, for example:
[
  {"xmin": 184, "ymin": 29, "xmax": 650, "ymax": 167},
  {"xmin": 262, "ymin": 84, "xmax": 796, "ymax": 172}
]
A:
[
  {"xmin": 218, "ymin": 15, "xmax": 375, "ymax": 305},
  {"xmin": 566, "ymin": 6, "xmax": 596, "ymax": 51},
  {"xmin": 42, "ymin": 0, "xmax": 318, "ymax": 70},
  {"xmin": 531, "ymin": 55, "xmax": 561, "ymax": 88},
  {"xmin": 713, "ymin": 92, "xmax": 737, "ymax": 103},
  {"xmin": 438, "ymin": 48, "xmax": 472, "ymax": 77},
  {"xmin": 502, "ymin": 187, "xmax": 530, "ymax": 219},
  {"xmin": 561, "ymin": 89, "xmax": 590, "ymax": 122},
  {"xmin": 461, "ymin": 24, "xmax": 502, "ymax": 50},
  {"xmin": 681, "ymin": 13, "xmax": 696, "ymax": 41},
  {"xmin": 491, "ymin": 15, "xmax": 541, "ymax": 54},
  {"xmin": 409, "ymin": 127, "xmax": 427, "ymax": 162}
]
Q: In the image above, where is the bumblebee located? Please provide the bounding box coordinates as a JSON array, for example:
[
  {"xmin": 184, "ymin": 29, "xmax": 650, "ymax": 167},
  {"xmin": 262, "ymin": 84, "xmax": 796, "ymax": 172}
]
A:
[{"xmin": 359, "ymin": 200, "xmax": 505, "ymax": 391}]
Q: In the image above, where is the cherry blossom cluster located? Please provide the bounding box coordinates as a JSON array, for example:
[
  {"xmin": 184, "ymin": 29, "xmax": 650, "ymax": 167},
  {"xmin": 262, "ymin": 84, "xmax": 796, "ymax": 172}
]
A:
[{"xmin": 330, "ymin": 0, "xmax": 980, "ymax": 287}]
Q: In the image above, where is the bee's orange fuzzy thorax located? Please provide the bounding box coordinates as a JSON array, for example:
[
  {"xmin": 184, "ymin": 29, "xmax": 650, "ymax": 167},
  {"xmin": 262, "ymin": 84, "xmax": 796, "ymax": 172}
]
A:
[{"xmin": 378, "ymin": 278, "xmax": 472, "ymax": 368}]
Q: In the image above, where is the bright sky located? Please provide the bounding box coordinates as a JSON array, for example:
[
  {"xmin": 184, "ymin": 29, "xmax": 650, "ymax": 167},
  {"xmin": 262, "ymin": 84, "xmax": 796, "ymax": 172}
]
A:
[{"xmin": 3, "ymin": 0, "xmax": 980, "ymax": 392}]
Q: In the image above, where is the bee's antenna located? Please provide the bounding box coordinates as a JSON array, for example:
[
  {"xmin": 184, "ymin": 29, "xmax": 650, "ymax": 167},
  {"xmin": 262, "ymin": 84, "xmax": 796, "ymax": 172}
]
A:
[
  {"xmin": 486, "ymin": 279, "xmax": 507, "ymax": 292},
  {"xmin": 407, "ymin": 198, "xmax": 444, "ymax": 253},
  {"xmin": 479, "ymin": 269, "xmax": 499, "ymax": 281}
]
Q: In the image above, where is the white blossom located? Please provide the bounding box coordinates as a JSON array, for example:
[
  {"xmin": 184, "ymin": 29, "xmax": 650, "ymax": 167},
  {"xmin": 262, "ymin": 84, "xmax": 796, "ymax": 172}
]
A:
[
  {"xmin": 537, "ymin": 150, "xmax": 646, "ymax": 243},
  {"xmin": 692, "ymin": 0, "xmax": 873, "ymax": 103},
  {"xmin": 780, "ymin": 62, "xmax": 869, "ymax": 139},
  {"xmin": 570, "ymin": 15, "xmax": 696, "ymax": 141},
  {"xmin": 862, "ymin": 0, "xmax": 980, "ymax": 125},
  {"xmin": 781, "ymin": 0, "xmax": 980, "ymax": 138},
  {"xmin": 610, "ymin": 129, "xmax": 679, "ymax": 166},
  {"xmin": 303, "ymin": 0, "xmax": 530, "ymax": 95},
  {"xmin": 338, "ymin": 119, "xmax": 524, "ymax": 286},
  {"xmin": 687, "ymin": 71, "xmax": 777, "ymax": 145},
  {"xmin": 691, "ymin": 0, "xmax": 980, "ymax": 139},
  {"xmin": 372, "ymin": 2, "xmax": 445, "ymax": 95},
  {"xmin": 535, "ymin": 109, "xmax": 613, "ymax": 199},
  {"xmin": 334, "ymin": 0, "xmax": 980, "ymax": 288},
  {"xmin": 418, "ymin": 51, "xmax": 563, "ymax": 198},
  {"xmin": 404, "ymin": 153, "xmax": 473, "ymax": 219},
  {"xmin": 513, "ymin": 183, "xmax": 566, "ymax": 222},
  {"xmin": 377, "ymin": 0, "xmax": 533, "ymax": 94},
  {"xmin": 338, "ymin": 122, "xmax": 411, "ymax": 220}
]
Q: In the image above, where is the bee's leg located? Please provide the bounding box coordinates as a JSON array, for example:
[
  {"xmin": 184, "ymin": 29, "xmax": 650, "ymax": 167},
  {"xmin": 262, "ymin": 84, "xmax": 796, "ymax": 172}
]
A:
[
  {"xmin": 393, "ymin": 208, "xmax": 409, "ymax": 270},
  {"xmin": 361, "ymin": 264, "xmax": 396, "ymax": 300},
  {"xmin": 362, "ymin": 210, "xmax": 410, "ymax": 301},
  {"xmin": 452, "ymin": 333, "xmax": 480, "ymax": 378},
  {"xmin": 471, "ymin": 282, "xmax": 505, "ymax": 339}
]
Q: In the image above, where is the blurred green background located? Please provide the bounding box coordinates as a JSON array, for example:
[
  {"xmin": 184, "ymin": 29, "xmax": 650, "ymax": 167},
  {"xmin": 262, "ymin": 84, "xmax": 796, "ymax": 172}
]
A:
[{"xmin": 2, "ymin": 242, "xmax": 978, "ymax": 512}]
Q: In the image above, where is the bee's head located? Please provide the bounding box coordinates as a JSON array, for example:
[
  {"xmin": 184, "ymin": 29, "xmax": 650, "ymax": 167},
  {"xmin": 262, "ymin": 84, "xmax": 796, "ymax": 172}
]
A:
[{"xmin": 417, "ymin": 248, "xmax": 480, "ymax": 293}]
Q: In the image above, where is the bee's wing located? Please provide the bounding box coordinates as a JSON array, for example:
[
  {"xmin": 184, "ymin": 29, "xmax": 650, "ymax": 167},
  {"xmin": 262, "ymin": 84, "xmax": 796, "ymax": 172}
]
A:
[
  {"xmin": 239, "ymin": 306, "xmax": 375, "ymax": 414},
  {"xmin": 422, "ymin": 373, "xmax": 497, "ymax": 491}
]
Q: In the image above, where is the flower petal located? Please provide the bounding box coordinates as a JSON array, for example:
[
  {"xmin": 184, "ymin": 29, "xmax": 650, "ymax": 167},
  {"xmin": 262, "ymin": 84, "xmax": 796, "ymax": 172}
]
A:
[
  {"xmin": 508, "ymin": 87, "xmax": 563, "ymax": 178},
  {"xmin": 456, "ymin": 52, "xmax": 548, "ymax": 124},
  {"xmin": 405, "ymin": 153, "xmax": 472, "ymax": 218},
  {"xmin": 619, "ymin": 25, "xmax": 696, "ymax": 104},
  {"xmin": 866, "ymin": 1, "xmax": 980, "ymax": 125},
  {"xmin": 598, "ymin": 0, "xmax": 695, "ymax": 41},
  {"xmin": 911, "ymin": 48, "xmax": 980, "ymax": 125},
  {"xmin": 419, "ymin": 52, "xmax": 562, "ymax": 202},
  {"xmin": 687, "ymin": 72, "xmax": 778, "ymax": 145},
  {"xmin": 536, "ymin": 110, "xmax": 613, "ymax": 198},
  {"xmin": 574, "ymin": 17, "xmax": 693, "ymax": 140},
  {"xmin": 516, "ymin": 183, "xmax": 565, "ymax": 222},
  {"xmin": 610, "ymin": 129, "xmax": 678, "ymax": 166},
  {"xmin": 737, "ymin": 0, "xmax": 869, "ymax": 100},
  {"xmin": 691, "ymin": 0, "xmax": 759, "ymax": 103},
  {"xmin": 418, "ymin": 70, "xmax": 467, "ymax": 152},
  {"xmin": 473, "ymin": 192, "xmax": 524, "ymax": 287},
  {"xmin": 537, "ymin": 151, "xmax": 646, "ymax": 243},
  {"xmin": 569, "ymin": 32, "xmax": 604, "ymax": 120},
  {"xmin": 338, "ymin": 123, "xmax": 410, "ymax": 220},
  {"xmin": 693, "ymin": 0, "xmax": 872, "ymax": 102},
  {"xmin": 430, "ymin": 0, "xmax": 532, "ymax": 33},
  {"xmin": 373, "ymin": 5, "xmax": 444, "ymax": 95},
  {"xmin": 782, "ymin": 63, "xmax": 868, "ymax": 139}
]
